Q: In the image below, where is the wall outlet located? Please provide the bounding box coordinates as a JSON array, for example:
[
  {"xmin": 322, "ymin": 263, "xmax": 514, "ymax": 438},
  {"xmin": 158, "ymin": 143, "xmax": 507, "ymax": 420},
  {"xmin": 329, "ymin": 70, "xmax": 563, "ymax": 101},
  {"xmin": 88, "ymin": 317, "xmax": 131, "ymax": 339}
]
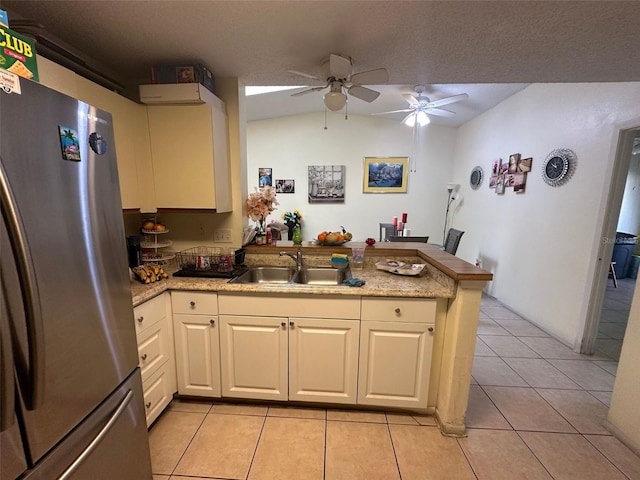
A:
[{"xmin": 213, "ymin": 229, "xmax": 232, "ymax": 242}]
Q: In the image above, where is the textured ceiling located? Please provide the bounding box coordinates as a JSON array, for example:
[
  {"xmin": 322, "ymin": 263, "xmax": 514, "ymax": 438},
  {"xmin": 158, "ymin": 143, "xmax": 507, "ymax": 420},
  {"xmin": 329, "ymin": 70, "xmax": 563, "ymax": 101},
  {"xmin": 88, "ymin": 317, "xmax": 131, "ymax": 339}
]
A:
[{"xmin": 3, "ymin": 1, "xmax": 639, "ymax": 124}]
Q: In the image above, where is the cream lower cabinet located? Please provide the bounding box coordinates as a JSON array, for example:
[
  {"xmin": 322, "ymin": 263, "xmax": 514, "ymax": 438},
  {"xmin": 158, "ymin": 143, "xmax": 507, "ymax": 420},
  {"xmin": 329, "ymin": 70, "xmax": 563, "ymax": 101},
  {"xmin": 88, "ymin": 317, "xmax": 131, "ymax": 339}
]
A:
[
  {"xmin": 172, "ymin": 292, "xmax": 221, "ymax": 397},
  {"xmin": 217, "ymin": 293, "xmax": 361, "ymax": 405},
  {"xmin": 219, "ymin": 316, "xmax": 288, "ymax": 401},
  {"xmin": 358, "ymin": 297, "xmax": 436, "ymax": 409},
  {"xmin": 133, "ymin": 293, "xmax": 177, "ymax": 426}
]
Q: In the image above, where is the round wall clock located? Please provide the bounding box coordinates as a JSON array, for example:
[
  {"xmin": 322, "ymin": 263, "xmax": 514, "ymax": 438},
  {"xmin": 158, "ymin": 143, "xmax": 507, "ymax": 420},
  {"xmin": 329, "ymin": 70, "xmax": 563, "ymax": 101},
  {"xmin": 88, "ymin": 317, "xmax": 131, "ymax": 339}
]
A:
[
  {"xmin": 470, "ymin": 166, "xmax": 484, "ymax": 190},
  {"xmin": 542, "ymin": 148, "xmax": 577, "ymax": 187}
]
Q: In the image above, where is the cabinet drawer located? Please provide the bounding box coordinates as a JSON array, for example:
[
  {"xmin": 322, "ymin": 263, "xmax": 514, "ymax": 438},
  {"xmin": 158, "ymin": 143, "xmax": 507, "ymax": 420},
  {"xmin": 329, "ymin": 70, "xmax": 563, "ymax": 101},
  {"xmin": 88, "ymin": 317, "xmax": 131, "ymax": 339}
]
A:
[
  {"xmin": 361, "ymin": 297, "xmax": 436, "ymax": 323},
  {"xmin": 142, "ymin": 364, "xmax": 175, "ymax": 426},
  {"xmin": 172, "ymin": 291, "xmax": 218, "ymax": 315},
  {"xmin": 134, "ymin": 293, "xmax": 167, "ymax": 334},
  {"xmin": 137, "ymin": 320, "xmax": 170, "ymax": 382}
]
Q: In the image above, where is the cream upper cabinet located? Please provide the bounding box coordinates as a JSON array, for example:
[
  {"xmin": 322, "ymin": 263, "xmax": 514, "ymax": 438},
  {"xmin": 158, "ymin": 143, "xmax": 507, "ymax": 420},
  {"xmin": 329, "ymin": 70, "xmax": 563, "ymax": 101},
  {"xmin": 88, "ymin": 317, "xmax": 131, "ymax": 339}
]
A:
[
  {"xmin": 358, "ymin": 298, "xmax": 436, "ymax": 409},
  {"xmin": 75, "ymin": 76, "xmax": 152, "ymax": 211},
  {"xmin": 36, "ymin": 56, "xmax": 79, "ymax": 98},
  {"xmin": 146, "ymin": 90, "xmax": 232, "ymax": 211}
]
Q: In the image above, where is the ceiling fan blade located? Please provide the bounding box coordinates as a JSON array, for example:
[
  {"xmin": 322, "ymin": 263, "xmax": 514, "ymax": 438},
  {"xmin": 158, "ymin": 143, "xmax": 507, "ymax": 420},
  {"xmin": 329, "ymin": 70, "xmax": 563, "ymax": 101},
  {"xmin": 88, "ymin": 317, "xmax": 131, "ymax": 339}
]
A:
[
  {"xmin": 348, "ymin": 85, "xmax": 380, "ymax": 103},
  {"xmin": 402, "ymin": 94, "xmax": 420, "ymax": 106},
  {"xmin": 291, "ymin": 86, "xmax": 326, "ymax": 96},
  {"xmin": 350, "ymin": 68, "xmax": 389, "ymax": 85},
  {"xmin": 428, "ymin": 93, "xmax": 468, "ymax": 108},
  {"xmin": 329, "ymin": 54, "xmax": 352, "ymax": 79},
  {"xmin": 287, "ymin": 69, "xmax": 322, "ymax": 81},
  {"xmin": 426, "ymin": 107, "xmax": 456, "ymax": 117},
  {"xmin": 372, "ymin": 108, "xmax": 413, "ymax": 116}
]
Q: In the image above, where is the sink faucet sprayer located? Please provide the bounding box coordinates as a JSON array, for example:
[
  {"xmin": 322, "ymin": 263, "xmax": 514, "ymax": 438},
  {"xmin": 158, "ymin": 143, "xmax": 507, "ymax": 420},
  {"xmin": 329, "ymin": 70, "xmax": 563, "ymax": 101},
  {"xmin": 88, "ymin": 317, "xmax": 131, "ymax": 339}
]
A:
[{"xmin": 280, "ymin": 246, "xmax": 303, "ymax": 271}]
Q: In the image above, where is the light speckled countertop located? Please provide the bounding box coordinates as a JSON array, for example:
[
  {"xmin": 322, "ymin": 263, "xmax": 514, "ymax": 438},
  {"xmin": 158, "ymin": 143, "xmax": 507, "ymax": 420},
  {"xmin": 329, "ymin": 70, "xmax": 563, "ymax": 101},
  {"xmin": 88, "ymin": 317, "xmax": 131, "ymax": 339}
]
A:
[{"xmin": 130, "ymin": 251, "xmax": 458, "ymax": 306}]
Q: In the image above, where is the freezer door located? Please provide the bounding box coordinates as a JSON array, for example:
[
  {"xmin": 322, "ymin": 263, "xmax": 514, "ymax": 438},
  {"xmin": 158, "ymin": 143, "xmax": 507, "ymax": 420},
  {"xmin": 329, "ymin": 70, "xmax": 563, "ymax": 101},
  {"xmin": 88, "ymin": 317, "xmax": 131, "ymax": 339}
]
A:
[
  {"xmin": 0, "ymin": 80, "xmax": 139, "ymax": 463},
  {"xmin": 22, "ymin": 369, "xmax": 152, "ymax": 480}
]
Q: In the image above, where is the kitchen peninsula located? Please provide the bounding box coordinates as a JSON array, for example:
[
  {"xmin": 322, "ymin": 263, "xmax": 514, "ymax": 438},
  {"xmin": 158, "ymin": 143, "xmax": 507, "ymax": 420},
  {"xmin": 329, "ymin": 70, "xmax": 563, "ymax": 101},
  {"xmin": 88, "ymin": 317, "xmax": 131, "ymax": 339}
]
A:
[{"xmin": 130, "ymin": 243, "xmax": 492, "ymax": 436}]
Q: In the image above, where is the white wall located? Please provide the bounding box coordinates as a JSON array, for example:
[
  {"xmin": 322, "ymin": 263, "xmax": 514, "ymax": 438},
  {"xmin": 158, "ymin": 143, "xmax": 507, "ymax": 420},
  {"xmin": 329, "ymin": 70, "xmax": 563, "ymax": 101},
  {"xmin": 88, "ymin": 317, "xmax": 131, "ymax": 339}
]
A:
[
  {"xmin": 451, "ymin": 83, "xmax": 640, "ymax": 346},
  {"xmin": 617, "ymin": 152, "xmax": 640, "ymax": 236},
  {"xmin": 247, "ymin": 112, "xmax": 457, "ymax": 243}
]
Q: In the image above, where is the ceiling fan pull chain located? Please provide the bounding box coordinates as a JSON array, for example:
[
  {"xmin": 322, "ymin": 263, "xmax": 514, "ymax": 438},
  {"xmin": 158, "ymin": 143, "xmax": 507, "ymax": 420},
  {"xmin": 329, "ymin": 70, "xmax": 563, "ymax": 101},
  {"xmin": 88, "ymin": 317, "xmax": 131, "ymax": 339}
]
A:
[{"xmin": 324, "ymin": 107, "xmax": 328, "ymax": 130}]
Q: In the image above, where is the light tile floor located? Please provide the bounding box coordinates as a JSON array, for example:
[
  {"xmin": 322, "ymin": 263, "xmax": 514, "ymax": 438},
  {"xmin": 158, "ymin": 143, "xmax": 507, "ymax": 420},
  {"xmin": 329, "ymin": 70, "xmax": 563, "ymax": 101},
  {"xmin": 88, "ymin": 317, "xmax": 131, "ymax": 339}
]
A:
[{"xmin": 148, "ymin": 294, "xmax": 640, "ymax": 480}]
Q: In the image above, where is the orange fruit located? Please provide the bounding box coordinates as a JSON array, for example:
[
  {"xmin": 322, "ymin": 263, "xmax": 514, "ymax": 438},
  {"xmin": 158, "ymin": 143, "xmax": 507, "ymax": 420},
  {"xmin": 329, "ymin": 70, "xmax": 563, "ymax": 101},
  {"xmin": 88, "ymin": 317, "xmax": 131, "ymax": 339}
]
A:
[
  {"xmin": 318, "ymin": 232, "xmax": 327, "ymax": 242},
  {"xmin": 337, "ymin": 234, "xmax": 345, "ymax": 242}
]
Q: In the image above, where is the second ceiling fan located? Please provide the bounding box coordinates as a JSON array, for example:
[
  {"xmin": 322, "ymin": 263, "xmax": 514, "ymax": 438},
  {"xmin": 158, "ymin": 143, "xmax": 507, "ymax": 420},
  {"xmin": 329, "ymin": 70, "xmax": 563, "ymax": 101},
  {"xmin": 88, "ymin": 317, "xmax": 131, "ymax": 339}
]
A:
[
  {"xmin": 289, "ymin": 54, "xmax": 389, "ymax": 111},
  {"xmin": 375, "ymin": 85, "xmax": 468, "ymax": 126}
]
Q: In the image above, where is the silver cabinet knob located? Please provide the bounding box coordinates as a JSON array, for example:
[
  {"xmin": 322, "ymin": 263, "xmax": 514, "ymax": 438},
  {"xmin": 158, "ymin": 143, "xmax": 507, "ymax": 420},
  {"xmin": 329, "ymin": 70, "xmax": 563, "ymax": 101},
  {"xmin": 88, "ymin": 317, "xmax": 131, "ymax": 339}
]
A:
[
  {"xmin": 137, "ymin": 316, "xmax": 144, "ymax": 323},
  {"xmin": 289, "ymin": 321, "xmax": 295, "ymax": 328},
  {"xmin": 210, "ymin": 319, "xmax": 215, "ymax": 326},
  {"xmin": 281, "ymin": 322, "xmax": 286, "ymax": 328},
  {"xmin": 145, "ymin": 402, "xmax": 151, "ymax": 409},
  {"xmin": 428, "ymin": 327, "xmax": 434, "ymax": 332},
  {"xmin": 190, "ymin": 301, "xmax": 196, "ymax": 308},
  {"xmin": 394, "ymin": 308, "xmax": 401, "ymax": 314},
  {"xmin": 141, "ymin": 353, "xmax": 147, "ymax": 361}
]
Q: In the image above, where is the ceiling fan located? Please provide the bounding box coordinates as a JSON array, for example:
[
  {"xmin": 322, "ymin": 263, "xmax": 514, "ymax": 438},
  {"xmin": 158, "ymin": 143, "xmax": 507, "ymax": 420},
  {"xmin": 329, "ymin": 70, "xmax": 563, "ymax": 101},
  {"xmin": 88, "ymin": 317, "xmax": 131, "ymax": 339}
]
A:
[
  {"xmin": 289, "ymin": 54, "xmax": 388, "ymax": 112},
  {"xmin": 375, "ymin": 85, "xmax": 468, "ymax": 126}
]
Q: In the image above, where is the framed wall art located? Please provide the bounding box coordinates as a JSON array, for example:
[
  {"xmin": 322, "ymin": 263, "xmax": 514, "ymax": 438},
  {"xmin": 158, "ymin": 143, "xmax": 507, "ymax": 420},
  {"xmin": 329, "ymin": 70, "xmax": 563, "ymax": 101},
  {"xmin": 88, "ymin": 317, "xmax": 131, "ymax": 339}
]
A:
[
  {"xmin": 275, "ymin": 179, "xmax": 295, "ymax": 193},
  {"xmin": 308, "ymin": 165, "xmax": 345, "ymax": 203},
  {"xmin": 258, "ymin": 167, "xmax": 272, "ymax": 187},
  {"xmin": 363, "ymin": 156, "xmax": 409, "ymax": 193}
]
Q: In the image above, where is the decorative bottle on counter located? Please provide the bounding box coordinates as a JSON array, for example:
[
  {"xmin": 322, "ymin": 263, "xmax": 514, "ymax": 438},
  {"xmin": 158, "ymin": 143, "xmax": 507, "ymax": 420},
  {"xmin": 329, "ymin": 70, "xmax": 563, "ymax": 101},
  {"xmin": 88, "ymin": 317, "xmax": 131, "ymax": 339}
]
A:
[{"xmin": 292, "ymin": 225, "xmax": 302, "ymax": 245}]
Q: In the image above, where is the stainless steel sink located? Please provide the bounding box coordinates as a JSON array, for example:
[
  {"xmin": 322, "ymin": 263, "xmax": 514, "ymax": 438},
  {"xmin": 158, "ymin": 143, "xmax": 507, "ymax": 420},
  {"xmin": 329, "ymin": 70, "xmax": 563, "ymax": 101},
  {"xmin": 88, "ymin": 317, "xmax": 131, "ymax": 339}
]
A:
[
  {"xmin": 230, "ymin": 266, "xmax": 295, "ymax": 284},
  {"xmin": 230, "ymin": 266, "xmax": 349, "ymax": 286},
  {"xmin": 292, "ymin": 267, "xmax": 350, "ymax": 286}
]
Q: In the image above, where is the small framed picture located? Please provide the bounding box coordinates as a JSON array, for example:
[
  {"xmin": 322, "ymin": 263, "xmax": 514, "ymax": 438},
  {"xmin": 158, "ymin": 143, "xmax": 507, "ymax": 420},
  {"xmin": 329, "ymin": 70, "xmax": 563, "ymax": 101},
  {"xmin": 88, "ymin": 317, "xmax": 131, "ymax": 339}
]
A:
[
  {"xmin": 489, "ymin": 174, "xmax": 498, "ymax": 189},
  {"xmin": 518, "ymin": 157, "xmax": 533, "ymax": 173},
  {"xmin": 514, "ymin": 173, "xmax": 527, "ymax": 193},
  {"xmin": 492, "ymin": 159, "xmax": 502, "ymax": 175},
  {"xmin": 495, "ymin": 174, "xmax": 505, "ymax": 194},
  {"xmin": 258, "ymin": 167, "xmax": 272, "ymax": 187},
  {"xmin": 508, "ymin": 153, "xmax": 520, "ymax": 174},
  {"xmin": 59, "ymin": 125, "xmax": 81, "ymax": 162},
  {"xmin": 275, "ymin": 179, "xmax": 295, "ymax": 193}
]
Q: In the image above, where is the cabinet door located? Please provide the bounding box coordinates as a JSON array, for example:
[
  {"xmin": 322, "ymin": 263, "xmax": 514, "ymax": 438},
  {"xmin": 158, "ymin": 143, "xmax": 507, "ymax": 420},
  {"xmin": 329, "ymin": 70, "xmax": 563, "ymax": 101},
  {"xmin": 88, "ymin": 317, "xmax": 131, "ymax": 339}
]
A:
[
  {"xmin": 219, "ymin": 316, "xmax": 288, "ymax": 401},
  {"xmin": 358, "ymin": 321, "xmax": 434, "ymax": 408},
  {"xmin": 173, "ymin": 314, "xmax": 221, "ymax": 397},
  {"xmin": 289, "ymin": 317, "xmax": 359, "ymax": 404},
  {"xmin": 75, "ymin": 75, "xmax": 151, "ymax": 210}
]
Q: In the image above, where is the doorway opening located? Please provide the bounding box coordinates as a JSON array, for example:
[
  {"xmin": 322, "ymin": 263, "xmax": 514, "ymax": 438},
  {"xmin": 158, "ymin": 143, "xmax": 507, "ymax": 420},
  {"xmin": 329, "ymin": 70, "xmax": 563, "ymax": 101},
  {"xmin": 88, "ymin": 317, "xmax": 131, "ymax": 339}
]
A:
[{"xmin": 582, "ymin": 128, "xmax": 640, "ymax": 359}]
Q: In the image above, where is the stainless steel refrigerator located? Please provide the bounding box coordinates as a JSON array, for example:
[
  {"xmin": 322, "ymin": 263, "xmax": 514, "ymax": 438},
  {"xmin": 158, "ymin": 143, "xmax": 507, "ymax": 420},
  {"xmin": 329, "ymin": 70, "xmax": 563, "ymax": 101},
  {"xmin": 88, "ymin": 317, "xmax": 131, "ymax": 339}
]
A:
[{"xmin": 1, "ymin": 79, "xmax": 152, "ymax": 479}]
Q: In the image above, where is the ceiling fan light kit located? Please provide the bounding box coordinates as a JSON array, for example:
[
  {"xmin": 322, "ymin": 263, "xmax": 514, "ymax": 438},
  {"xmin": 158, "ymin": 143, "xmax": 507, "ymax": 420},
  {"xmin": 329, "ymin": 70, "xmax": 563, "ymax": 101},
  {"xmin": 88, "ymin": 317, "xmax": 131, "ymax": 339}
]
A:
[
  {"xmin": 375, "ymin": 85, "xmax": 468, "ymax": 127},
  {"xmin": 289, "ymin": 53, "xmax": 388, "ymax": 115}
]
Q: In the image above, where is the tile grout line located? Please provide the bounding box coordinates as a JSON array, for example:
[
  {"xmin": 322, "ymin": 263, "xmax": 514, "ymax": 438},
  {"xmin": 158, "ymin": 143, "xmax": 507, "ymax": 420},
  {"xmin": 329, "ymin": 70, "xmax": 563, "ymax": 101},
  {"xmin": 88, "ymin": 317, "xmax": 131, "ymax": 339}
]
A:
[
  {"xmin": 453, "ymin": 436, "xmax": 479, "ymax": 480},
  {"xmin": 167, "ymin": 410, "xmax": 210, "ymax": 477},
  {"xmin": 513, "ymin": 429, "xmax": 558, "ymax": 479},
  {"xmin": 322, "ymin": 411, "xmax": 327, "ymax": 480},
  {"xmin": 384, "ymin": 417, "xmax": 404, "ymax": 480},
  {"xmin": 583, "ymin": 435, "xmax": 635, "ymax": 480},
  {"xmin": 243, "ymin": 411, "xmax": 269, "ymax": 480}
]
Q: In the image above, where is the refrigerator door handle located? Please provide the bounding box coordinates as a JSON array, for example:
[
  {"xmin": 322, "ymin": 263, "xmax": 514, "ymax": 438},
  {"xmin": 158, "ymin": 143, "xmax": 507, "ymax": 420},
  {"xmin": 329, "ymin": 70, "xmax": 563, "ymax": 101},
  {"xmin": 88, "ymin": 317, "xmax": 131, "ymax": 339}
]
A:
[
  {"xmin": 0, "ymin": 296, "xmax": 16, "ymax": 432},
  {"xmin": 57, "ymin": 389, "xmax": 134, "ymax": 480},
  {"xmin": 0, "ymin": 158, "xmax": 45, "ymax": 410}
]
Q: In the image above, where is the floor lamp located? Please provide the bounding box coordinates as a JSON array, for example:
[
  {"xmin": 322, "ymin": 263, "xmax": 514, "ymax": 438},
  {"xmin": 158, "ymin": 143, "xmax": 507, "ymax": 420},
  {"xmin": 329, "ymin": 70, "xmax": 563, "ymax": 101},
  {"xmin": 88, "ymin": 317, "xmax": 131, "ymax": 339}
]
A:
[{"xmin": 443, "ymin": 183, "xmax": 459, "ymax": 245}]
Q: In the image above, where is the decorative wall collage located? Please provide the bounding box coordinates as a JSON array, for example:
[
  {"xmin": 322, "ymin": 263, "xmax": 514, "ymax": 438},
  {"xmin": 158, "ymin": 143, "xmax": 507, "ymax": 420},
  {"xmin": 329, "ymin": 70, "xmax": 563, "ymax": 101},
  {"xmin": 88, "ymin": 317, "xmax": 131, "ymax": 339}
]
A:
[{"xmin": 488, "ymin": 153, "xmax": 532, "ymax": 194}]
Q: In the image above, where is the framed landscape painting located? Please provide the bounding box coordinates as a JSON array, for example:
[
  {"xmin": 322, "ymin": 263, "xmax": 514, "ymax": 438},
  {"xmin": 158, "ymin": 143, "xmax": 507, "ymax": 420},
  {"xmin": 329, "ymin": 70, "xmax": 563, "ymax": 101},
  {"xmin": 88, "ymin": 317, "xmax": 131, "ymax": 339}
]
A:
[{"xmin": 363, "ymin": 157, "xmax": 409, "ymax": 193}]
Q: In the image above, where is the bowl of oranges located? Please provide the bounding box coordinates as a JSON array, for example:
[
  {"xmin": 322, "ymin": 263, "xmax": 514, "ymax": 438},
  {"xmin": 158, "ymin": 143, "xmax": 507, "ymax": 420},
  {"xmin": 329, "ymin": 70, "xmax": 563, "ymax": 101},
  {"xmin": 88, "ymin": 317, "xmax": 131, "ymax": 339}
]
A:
[{"xmin": 316, "ymin": 228, "xmax": 353, "ymax": 246}]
